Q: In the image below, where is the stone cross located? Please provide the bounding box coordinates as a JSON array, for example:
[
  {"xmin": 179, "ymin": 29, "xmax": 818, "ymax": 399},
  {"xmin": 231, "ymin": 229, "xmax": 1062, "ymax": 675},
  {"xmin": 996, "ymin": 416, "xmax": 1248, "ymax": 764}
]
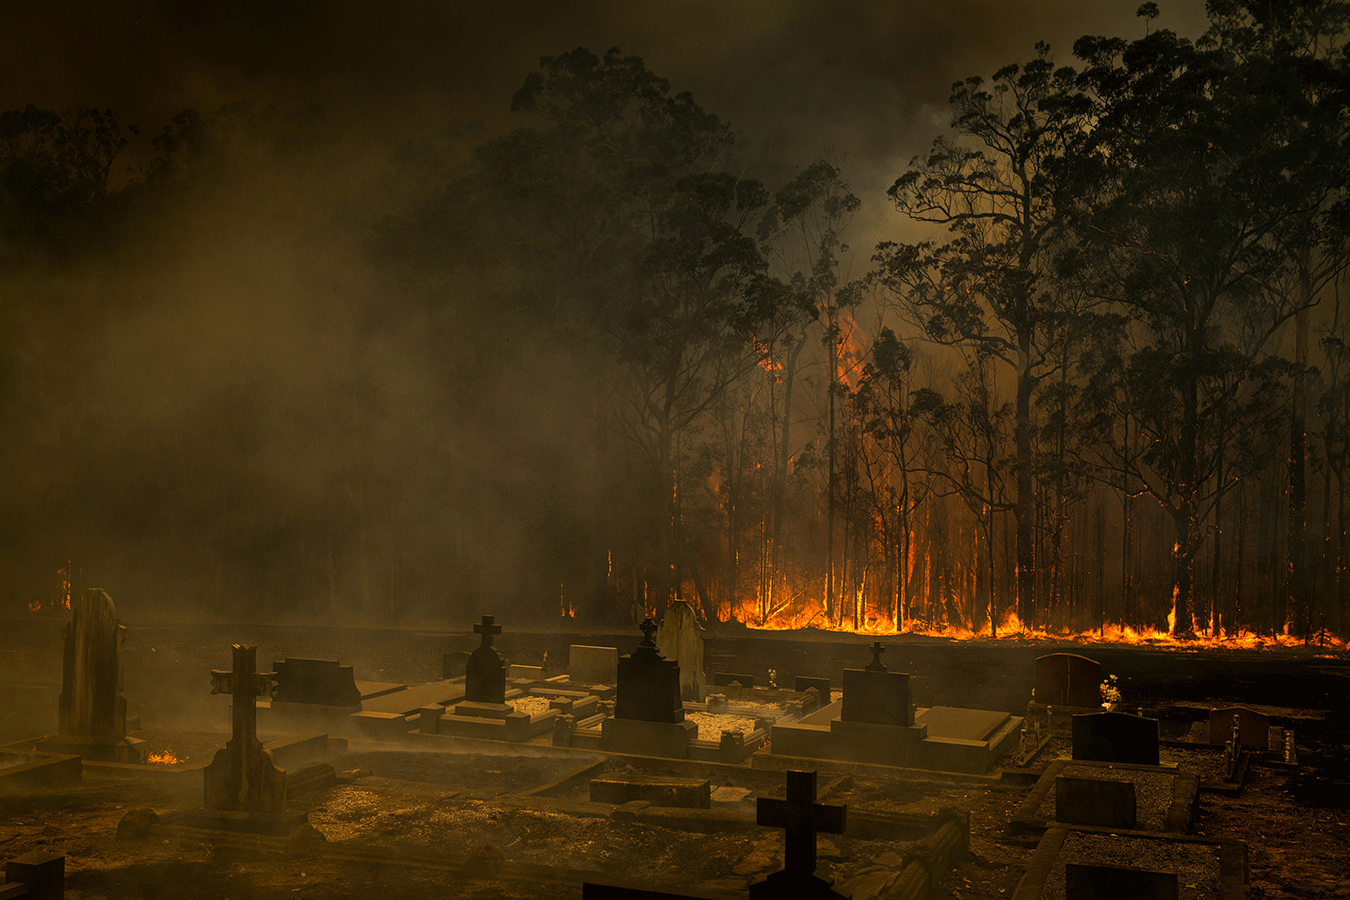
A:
[
  {"xmin": 865, "ymin": 641, "xmax": 887, "ymax": 672},
  {"xmin": 756, "ymin": 770, "xmax": 847, "ymax": 875},
  {"xmin": 639, "ymin": 617, "xmax": 658, "ymax": 648},
  {"xmin": 474, "ymin": 615, "xmax": 502, "ymax": 648},
  {"xmin": 205, "ymin": 644, "xmax": 285, "ymax": 812},
  {"xmin": 211, "ymin": 644, "xmax": 276, "ymax": 751}
]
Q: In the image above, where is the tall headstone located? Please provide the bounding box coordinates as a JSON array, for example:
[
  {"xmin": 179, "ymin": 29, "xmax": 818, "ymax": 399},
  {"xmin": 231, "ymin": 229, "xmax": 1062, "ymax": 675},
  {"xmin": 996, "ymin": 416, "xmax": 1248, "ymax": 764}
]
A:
[
  {"xmin": 750, "ymin": 770, "xmax": 848, "ymax": 900},
  {"xmin": 1034, "ymin": 653, "xmax": 1103, "ymax": 708},
  {"xmin": 615, "ymin": 619, "xmax": 684, "ymax": 723},
  {"xmin": 186, "ymin": 644, "xmax": 305, "ymax": 835},
  {"xmin": 464, "ymin": 615, "xmax": 506, "ymax": 705},
  {"xmin": 569, "ymin": 645, "xmax": 620, "ymax": 685},
  {"xmin": 841, "ymin": 642, "xmax": 913, "ymax": 726},
  {"xmin": 271, "ymin": 658, "xmax": 362, "ymax": 708},
  {"xmin": 37, "ymin": 588, "xmax": 145, "ymax": 762},
  {"xmin": 655, "ymin": 600, "xmax": 706, "ymax": 702},
  {"xmin": 1207, "ymin": 706, "xmax": 1269, "ymax": 749},
  {"xmin": 1072, "ymin": 711, "xmax": 1160, "ymax": 766}
]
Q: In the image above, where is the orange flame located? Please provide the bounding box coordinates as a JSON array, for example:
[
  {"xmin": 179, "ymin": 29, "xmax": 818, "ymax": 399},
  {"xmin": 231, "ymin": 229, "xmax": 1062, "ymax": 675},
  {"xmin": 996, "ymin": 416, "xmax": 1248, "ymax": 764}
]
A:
[{"xmin": 148, "ymin": 751, "xmax": 181, "ymax": 765}]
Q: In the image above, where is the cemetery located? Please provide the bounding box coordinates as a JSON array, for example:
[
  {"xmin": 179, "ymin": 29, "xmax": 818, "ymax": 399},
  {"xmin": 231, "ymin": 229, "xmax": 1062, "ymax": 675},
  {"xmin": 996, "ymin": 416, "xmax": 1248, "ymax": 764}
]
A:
[{"xmin": 0, "ymin": 599, "xmax": 1346, "ymax": 899}]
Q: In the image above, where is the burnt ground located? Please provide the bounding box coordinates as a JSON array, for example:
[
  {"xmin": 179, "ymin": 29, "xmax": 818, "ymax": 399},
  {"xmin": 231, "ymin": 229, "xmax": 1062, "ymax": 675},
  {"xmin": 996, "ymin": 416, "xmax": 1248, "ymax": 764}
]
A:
[{"xmin": 0, "ymin": 615, "xmax": 1347, "ymax": 899}]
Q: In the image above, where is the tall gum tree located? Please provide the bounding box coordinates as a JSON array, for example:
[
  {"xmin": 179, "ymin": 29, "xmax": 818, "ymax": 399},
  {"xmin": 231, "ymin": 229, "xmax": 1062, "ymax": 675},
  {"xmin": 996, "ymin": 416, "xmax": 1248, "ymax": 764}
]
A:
[{"xmin": 875, "ymin": 48, "xmax": 1089, "ymax": 629}]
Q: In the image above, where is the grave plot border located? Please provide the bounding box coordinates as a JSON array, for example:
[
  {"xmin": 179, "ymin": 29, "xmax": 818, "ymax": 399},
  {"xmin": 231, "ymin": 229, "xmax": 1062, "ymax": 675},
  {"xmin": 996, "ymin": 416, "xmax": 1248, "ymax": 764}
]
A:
[
  {"xmin": 0, "ymin": 749, "xmax": 81, "ymax": 791},
  {"xmin": 1010, "ymin": 825, "xmax": 1248, "ymax": 900},
  {"xmin": 1156, "ymin": 739, "xmax": 1253, "ymax": 796},
  {"xmin": 1008, "ymin": 759, "xmax": 1199, "ymax": 836}
]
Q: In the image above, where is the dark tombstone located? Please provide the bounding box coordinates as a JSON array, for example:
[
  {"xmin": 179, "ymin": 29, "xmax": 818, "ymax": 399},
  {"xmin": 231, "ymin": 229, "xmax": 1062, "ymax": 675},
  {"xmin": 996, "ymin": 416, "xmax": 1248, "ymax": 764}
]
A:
[
  {"xmin": 1034, "ymin": 653, "xmax": 1103, "ymax": 708},
  {"xmin": 795, "ymin": 676, "xmax": 832, "ymax": 700},
  {"xmin": 4, "ymin": 850, "xmax": 64, "ymax": 900},
  {"xmin": 464, "ymin": 615, "xmax": 507, "ymax": 705},
  {"xmin": 615, "ymin": 619, "xmax": 685, "ymax": 724},
  {"xmin": 37, "ymin": 588, "xmax": 146, "ymax": 762},
  {"xmin": 186, "ymin": 644, "xmax": 305, "ymax": 835},
  {"xmin": 713, "ymin": 672, "xmax": 756, "ymax": 687},
  {"xmin": 1207, "ymin": 706, "xmax": 1269, "ymax": 749},
  {"xmin": 750, "ymin": 769, "xmax": 848, "ymax": 900},
  {"xmin": 442, "ymin": 650, "xmax": 470, "ymax": 680},
  {"xmin": 1064, "ymin": 862, "xmax": 1179, "ymax": 900},
  {"xmin": 841, "ymin": 641, "xmax": 913, "ymax": 726},
  {"xmin": 271, "ymin": 658, "xmax": 362, "ymax": 707},
  {"xmin": 1055, "ymin": 774, "xmax": 1138, "ymax": 828},
  {"xmin": 1072, "ymin": 711, "xmax": 1160, "ymax": 766}
]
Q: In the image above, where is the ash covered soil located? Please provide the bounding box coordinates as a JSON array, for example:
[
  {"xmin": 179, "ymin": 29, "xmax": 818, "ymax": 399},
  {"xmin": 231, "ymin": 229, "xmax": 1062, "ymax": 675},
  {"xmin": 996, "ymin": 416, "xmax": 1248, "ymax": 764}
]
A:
[{"xmin": 0, "ymin": 616, "xmax": 1347, "ymax": 899}]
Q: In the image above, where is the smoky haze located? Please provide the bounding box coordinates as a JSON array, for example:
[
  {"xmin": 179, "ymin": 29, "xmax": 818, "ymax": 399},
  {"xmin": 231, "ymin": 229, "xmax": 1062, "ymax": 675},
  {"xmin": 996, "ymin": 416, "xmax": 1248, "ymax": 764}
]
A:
[{"xmin": 1, "ymin": 1, "xmax": 1207, "ymax": 625}]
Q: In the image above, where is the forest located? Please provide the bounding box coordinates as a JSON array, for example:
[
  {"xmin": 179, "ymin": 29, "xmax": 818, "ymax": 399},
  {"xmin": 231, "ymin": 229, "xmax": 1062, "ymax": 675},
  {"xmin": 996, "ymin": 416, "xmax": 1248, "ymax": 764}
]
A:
[{"xmin": 2, "ymin": 1, "xmax": 1348, "ymax": 642}]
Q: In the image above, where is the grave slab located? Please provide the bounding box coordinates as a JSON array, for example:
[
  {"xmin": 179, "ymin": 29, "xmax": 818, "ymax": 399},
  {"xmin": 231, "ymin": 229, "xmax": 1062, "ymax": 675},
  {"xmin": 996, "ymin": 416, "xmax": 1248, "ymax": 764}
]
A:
[
  {"xmin": 589, "ymin": 776, "xmax": 711, "ymax": 808},
  {"xmin": 359, "ymin": 679, "xmax": 463, "ymax": 716},
  {"xmin": 1055, "ymin": 775, "xmax": 1137, "ymax": 829},
  {"xmin": 1010, "ymin": 759, "xmax": 1197, "ymax": 836},
  {"xmin": 1065, "ymin": 861, "xmax": 1178, "ymax": 900},
  {"xmin": 0, "ymin": 750, "xmax": 81, "ymax": 791}
]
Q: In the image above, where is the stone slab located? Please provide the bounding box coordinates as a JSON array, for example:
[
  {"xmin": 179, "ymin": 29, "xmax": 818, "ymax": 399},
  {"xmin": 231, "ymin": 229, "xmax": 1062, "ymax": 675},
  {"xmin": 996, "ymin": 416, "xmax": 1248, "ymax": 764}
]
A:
[
  {"xmin": 350, "ymin": 711, "xmax": 413, "ymax": 741},
  {"xmin": 0, "ymin": 751, "xmax": 81, "ymax": 790},
  {"xmin": 569, "ymin": 646, "xmax": 619, "ymax": 685},
  {"xmin": 355, "ymin": 681, "xmax": 407, "ymax": 701},
  {"xmin": 1009, "ymin": 760, "xmax": 1197, "ymax": 836},
  {"xmin": 589, "ymin": 777, "xmax": 711, "ymax": 808},
  {"xmin": 509, "ymin": 665, "xmax": 545, "ymax": 680},
  {"xmin": 1055, "ymin": 775, "xmax": 1137, "ymax": 829},
  {"xmin": 5, "ymin": 850, "xmax": 63, "ymax": 900},
  {"xmin": 360, "ymin": 679, "xmax": 463, "ymax": 716},
  {"xmin": 34, "ymin": 734, "xmax": 146, "ymax": 764},
  {"xmin": 917, "ymin": 706, "xmax": 1011, "ymax": 742},
  {"xmin": 182, "ymin": 807, "xmax": 308, "ymax": 836},
  {"xmin": 600, "ymin": 717, "xmax": 697, "ymax": 758}
]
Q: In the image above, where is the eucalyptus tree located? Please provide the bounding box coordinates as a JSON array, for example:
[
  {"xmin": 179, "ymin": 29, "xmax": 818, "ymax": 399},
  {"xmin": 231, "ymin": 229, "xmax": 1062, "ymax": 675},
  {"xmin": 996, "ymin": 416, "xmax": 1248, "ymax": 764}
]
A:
[{"xmin": 875, "ymin": 48, "xmax": 1089, "ymax": 628}]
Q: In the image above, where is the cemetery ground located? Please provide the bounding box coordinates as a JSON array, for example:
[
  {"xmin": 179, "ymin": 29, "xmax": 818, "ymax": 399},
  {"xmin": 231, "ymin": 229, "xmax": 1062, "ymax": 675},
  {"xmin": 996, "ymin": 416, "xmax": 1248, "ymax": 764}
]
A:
[{"xmin": 1, "ymin": 615, "xmax": 1347, "ymax": 899}]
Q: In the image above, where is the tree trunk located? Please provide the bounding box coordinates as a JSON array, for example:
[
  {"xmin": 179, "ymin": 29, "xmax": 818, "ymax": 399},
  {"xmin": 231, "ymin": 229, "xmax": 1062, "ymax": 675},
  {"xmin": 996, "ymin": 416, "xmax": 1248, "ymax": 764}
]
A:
[
  {"xmin": 1015, "ymin": 336, "xmax": 1037, "ymax": 628},
  {"xmin": 1288, "ymin": 299, "xmax": 1311, "ymax": 639}
]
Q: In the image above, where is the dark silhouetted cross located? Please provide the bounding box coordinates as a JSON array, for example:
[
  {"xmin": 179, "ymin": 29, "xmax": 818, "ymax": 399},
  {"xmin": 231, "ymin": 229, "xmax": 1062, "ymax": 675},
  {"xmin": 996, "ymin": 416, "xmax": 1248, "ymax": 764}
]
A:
[
  {"xmin": 756, "ymin": 770, "xmax": 846, "ymax": 875},
  {"xmin": 210, "ymin": 644, "xmax": 275, "ymax": 751},
  {"xmin": 474, "ymin": 615, "xmax": 502, "ymax": 648},
  {"xmin": 865, "ymin": 641, "xmax": 887, "ymax": 672},
  {"xmin": 639, "ymin": 617, "xmax": 658, "ymax": 647}
]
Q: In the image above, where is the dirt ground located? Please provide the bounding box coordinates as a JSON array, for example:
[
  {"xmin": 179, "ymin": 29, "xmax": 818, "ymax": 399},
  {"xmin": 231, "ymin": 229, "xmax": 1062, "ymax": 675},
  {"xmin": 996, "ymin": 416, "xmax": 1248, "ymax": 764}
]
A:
[{"xmin": 1, "ymin": 616, "xmax": 1347, "ymax": 899}]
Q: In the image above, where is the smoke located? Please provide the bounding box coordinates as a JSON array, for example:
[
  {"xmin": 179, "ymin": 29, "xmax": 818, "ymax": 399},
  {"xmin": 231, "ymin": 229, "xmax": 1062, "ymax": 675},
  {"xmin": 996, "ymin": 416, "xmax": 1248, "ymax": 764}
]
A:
[{"xmin": 1, "ymin": 1, "xmax": 1210, "ymax": 623}]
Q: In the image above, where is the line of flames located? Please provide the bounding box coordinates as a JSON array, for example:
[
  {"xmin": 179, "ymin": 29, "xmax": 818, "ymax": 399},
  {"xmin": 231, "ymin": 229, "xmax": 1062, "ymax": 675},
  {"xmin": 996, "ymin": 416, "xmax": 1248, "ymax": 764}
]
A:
[{"xmin": 722, "ymin": 594, "xmax": 1349, "ymax": 652}]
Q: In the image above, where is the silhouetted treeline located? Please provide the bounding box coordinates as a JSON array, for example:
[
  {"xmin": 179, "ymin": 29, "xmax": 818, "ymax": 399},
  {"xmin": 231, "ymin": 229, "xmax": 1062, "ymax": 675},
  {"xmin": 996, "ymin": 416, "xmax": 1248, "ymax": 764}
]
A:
[{"xmin": 4, "ymin": 3, "xmax": 1349, "ymax": 642}]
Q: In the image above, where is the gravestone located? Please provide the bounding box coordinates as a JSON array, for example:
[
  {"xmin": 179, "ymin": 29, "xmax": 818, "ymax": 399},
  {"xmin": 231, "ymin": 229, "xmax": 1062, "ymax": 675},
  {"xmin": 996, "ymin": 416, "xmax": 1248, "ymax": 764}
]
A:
[
  {"xmin": 187, "ymin": 644, "xmax": 305, "ymax": 835},
  {"xmin": 1055, "ymin": 774, "xmax": 1137, "ymax": 828},
  {"xmin": 570, "ymin": 645, "xmax": 619, "ymax": 685},
  {"xmin": 271, "ymin": 658, "xmax": 362, "ymax": 707},
  {"xmin": 615, "ymin": 619, "xmax": 684, "ymax": 724},
  {"xmin": 1064, "ymin": 862, "xmax": 1179, "ymax": 900},
  {"xmin": 464, "ymin": 615, "xmax": 507, "ymax": 705},
  {"xmin": 1072, "ymin": 711, "xmax": 1160, "ymax": 766},
  {"xmin": 655, "ymin": 599, "xmax": 706, "ymax": 702},
  {"xmin": 4, "ymin": 850, "xmax": 64, "ymax": 900},
  {"xmin": 1034, "ymin": 653, "xmax": 1103, "ymax": 708},
  {"xmin": 795, "ymin": 676, "xmax": 832, "ymax": 701},
  {"xmin": 601, "ymin": 619, "xmax": 696, "ymax": 757},
  {"xmin": 751, "ymin": 769, "xmax": 848, "ymax": 900},
  {"xmin": 841, "ymin": 642, "xmax": 913, "ymax": 726},
  {"xmin": 442, "ymin": 650, "xmax": 470, "ymax": 679},
  {"xmin": 1207, "ymin": 706, "xmax": 1269, "ymax": 749},
  {"xmin": 37, "ymin": 588, "xmax": 146, "ymax": 763}
]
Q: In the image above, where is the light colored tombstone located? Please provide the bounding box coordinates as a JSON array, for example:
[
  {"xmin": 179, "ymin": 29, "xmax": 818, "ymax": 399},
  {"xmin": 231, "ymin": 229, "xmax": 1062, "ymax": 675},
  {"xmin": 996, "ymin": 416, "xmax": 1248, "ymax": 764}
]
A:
[
  {"xmin": 656, "ymin": 599, "xmax": 706, "ymax": 702},
  {"xmin": 569, "ymin": 645, "xmax": 619, "ymax": 685}
]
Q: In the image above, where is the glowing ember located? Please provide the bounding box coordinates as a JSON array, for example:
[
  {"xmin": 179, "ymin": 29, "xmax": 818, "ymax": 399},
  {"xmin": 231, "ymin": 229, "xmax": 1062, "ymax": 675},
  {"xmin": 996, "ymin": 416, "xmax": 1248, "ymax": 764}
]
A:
[{"xmin": 148, "ymin": 751, "xmax": 181, "ymax": 765}]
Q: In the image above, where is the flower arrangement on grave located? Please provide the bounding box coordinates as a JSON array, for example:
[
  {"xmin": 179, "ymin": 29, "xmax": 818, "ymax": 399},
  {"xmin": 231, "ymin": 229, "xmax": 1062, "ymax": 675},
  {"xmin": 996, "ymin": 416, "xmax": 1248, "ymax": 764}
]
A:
[{"xmin": 1099, "ymin": 674, "xmax": 1121, "ymax": 707}]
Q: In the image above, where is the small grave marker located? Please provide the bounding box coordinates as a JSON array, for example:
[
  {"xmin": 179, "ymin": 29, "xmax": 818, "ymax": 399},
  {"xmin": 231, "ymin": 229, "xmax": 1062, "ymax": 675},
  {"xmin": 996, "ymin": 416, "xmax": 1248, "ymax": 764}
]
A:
[
  {"xmin": 1072, "ymin": 711, "xmax": 1160, "ymax": 766},
  {"xmin": 1064, "ymin": 861, "xmax": 1179, "ymax": 900},
  {"xmin": 841, "ymin": 642, "xmax": 912, "ymax": 727},
  {"xmin": 1207, "ymin": 706, "xmax": 1269, "ymax": 749},
  {"xmin": 1055, "ymin": 775, "xmax": 1137, "ymax": 829},
  {"xmin": 1034, "ymin": 653, "xmax": 1103, "ymax": 709}
]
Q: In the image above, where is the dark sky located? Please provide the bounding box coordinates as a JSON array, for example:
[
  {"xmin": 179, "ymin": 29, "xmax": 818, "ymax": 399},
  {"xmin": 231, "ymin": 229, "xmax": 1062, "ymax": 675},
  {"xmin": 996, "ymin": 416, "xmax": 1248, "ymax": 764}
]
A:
[{"xmin": 6, "ymin": 1, "xmax": 1208, "ymax": 183}]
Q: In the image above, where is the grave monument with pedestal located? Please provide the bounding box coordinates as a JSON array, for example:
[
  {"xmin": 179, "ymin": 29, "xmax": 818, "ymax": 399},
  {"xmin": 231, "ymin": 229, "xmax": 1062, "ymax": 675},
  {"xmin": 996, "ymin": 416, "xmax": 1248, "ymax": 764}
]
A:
[
  {"xmin": 600, "ymin": 619, "xmax": 697, "ymax": 758},
  {"xmin": 767, "ymin": 642, "xmax": 1022, "ymax": 774}
]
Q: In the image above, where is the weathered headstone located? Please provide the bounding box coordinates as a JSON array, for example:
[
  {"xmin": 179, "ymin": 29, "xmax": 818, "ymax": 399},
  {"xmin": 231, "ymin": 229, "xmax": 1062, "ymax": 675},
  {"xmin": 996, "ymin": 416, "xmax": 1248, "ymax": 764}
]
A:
[
  {"xmin": 1055, "ymin": 775, "xmax": 1137, "ymax": 828},
  {"xmin": 37, "ymin": 588, "xmax": 146, "ymax": 763},
  {"xmin": 795, "ymin": 676, "xmax": 832, "ymax": 701},
  {"xmin": 1207, "ymin": 706, "xmax": 1269, "ymax": 749},
  {"xmin": 464, "ymin": 615, "xmax": 507, "ymax": 705},
  {"xmin": 1034, "ymin": 653, "xmax": 1103, "ymax": 708},
  {"xmin": 271, "ymin": 658, "xmax": 362, "ymax": 708},
  {"xmin": 841, "ymin": 642, "xmax": 913, "ymax": 726},
  {"xmin": 569, "ymin": 645, "xmax": 619, "ymax": 685},
  {"xmin": 187, "ymin": 644, "xmax": 305, "ymax": 835},
  {"xmin": 655, "ymin": 600, "xmax": 706, "ymax": 702},
  {"xmin": 750, "ymin": 769, "xmax": 848, "ymax": 899},
  {"xmin": 1064, "ymin": 862, "xmax": 1179, "ymax": 900},
  {"xmin": 1072, "ymin": 711, "xmax": 1160, "ymax": 766}
]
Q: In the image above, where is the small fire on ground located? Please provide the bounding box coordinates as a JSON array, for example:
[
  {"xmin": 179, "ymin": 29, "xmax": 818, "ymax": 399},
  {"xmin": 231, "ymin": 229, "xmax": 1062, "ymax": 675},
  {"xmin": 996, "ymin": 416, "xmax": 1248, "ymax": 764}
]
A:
[{"xmin": 148, "ymin": 751, "xmax": 181, "ymax": 765}]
